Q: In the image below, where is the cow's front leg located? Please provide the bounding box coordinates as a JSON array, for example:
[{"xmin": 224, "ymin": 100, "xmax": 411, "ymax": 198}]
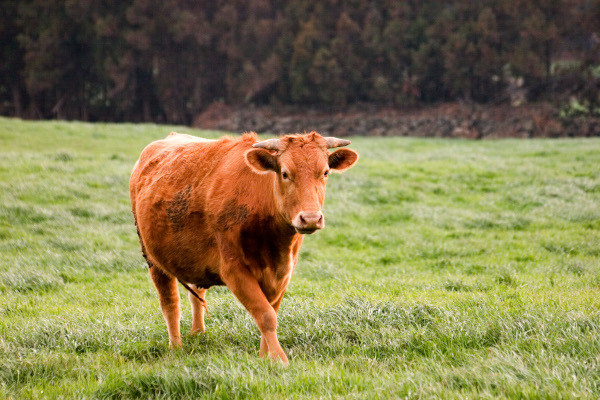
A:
[
  {"xmin": 189, "ymin": 286, "xmax": 207, "ymax": 334},
  {"xmin": 259, "ymin": 289, "xmax": 287, "ymax": 358},
  {"xmin": 221, "ymin": 261, "xmax": 288, "ymax": 364},
  {"xmin": 149, "ymin": 266, "xmax": 182, "ymax": 349}
]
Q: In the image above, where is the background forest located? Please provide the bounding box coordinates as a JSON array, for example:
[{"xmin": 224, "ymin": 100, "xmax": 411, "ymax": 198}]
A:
[{"xmin": 1, "ymin": 0, "xmax": 599, "ymax": 125}]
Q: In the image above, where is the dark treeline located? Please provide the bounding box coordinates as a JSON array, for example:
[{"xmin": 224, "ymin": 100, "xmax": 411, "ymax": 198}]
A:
[{"xmin": 1, "ymin": 0, "xmax": 599, "ymax": 124}]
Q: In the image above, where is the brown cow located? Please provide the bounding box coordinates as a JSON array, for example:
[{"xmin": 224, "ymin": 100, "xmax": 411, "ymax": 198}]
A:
[{"xmin": 129, "ymin": 131, "xmax": 358, "ymax": 364}]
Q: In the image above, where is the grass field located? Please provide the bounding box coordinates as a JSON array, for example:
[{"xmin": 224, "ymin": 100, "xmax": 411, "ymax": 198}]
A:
[{"xmin": 0, "ymin": 117, "xmax": 599, "ymax": 399}]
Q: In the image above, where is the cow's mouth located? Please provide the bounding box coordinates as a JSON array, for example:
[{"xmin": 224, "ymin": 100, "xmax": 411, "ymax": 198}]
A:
[{"xmin": 295, "ymin": 227, "xmax": 320, "ymax": 235}]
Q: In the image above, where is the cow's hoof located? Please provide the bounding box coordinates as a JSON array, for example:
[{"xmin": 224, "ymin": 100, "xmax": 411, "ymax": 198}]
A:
[
  {"xmin": 189, "ymin": 328, "xmax": 205, "ymax": 335},
  {"xmin": 269, "ymin": 351, "xmax": 289, "ymax": 366}
]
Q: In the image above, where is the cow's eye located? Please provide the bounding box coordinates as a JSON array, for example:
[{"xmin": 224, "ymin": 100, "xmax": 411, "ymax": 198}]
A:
[
  {"xmin": 282, "ymin": 171, "xmax": 289, "ymax": 180},
  {"xmin": 323, "ymin": 170, "xmax": 329, "ymax": 177}
]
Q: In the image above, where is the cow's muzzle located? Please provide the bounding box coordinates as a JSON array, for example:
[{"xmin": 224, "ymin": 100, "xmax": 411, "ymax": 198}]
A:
[{"xmin": 292, "ymin": 211, "xmax": 324, "ymax": 234}]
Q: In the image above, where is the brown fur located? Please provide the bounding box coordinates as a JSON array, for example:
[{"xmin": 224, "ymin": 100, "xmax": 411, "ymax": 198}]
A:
[{"xmin": 129, "ymin": 131, "xmax": 358, "ymax": 363}]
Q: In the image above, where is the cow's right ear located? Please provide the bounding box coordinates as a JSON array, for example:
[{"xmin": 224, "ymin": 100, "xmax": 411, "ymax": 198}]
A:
[{"xmin": 245, "ymin": 149, "xmax": 279, "ymax": 174}]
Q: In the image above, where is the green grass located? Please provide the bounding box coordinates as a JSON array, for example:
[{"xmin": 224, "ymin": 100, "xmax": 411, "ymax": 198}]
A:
[{"xmin": 0, "ymin": 117, "xmax": 599, "ymax": 399}]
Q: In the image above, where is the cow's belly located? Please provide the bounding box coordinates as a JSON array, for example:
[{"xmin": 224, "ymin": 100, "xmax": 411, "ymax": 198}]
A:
[
  {"xmin": 149, "ymin": 236, "xmax": 223, "ymax": 287},
  {"xmin": 153, "ymin": 256, "xmax": 224, "ymax": 289},
  {"xmin": 138, "ymin": 210, "xmax": 222, "ymax": 286}
]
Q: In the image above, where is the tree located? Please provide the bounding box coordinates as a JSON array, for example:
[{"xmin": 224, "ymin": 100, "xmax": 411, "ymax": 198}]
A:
[
  {"xmin": 288, "ymin": 18, "xmax": 325, "ymax": 104},
  {"xmin": 18, "ymin": 0, "xmax": 100, "ymax": 119},
  {"xmin": 0, "ymin": 0, "xmax": 26, "ymax": 116}
]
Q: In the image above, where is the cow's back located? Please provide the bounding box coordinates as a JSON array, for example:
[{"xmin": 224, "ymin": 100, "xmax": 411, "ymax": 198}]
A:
[{"xmin": 130, "ymin": 133, "xmax": 219, "ymax": 196}]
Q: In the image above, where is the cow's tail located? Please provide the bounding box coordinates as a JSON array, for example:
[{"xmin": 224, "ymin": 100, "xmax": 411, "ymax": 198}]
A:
[{"xmin": 178, "ymin": 279, "xmax": 210, "ymax": 317}]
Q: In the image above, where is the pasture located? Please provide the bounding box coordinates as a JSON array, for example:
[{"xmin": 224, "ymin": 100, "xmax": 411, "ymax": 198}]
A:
[{"xmin": 0, "ymin": 117, "xmax": 599, "ymax": 399}]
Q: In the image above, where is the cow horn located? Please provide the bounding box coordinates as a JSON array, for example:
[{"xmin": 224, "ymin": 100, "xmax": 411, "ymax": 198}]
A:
[
  {"xmin": 252, "ymin": 138, "xmax": 281, "ymax": 150},
  {"xmin": 324, "ymin": 137, "xmax": 351, "ymax": 148}
]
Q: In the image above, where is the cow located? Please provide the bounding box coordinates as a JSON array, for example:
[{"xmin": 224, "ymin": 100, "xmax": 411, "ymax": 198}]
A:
[{"xmin": 129, "ymin": 131, "xmax": 358, "ymax": 364}]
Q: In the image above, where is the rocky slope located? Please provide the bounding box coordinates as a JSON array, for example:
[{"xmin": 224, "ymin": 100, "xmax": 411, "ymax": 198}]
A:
[{"xmin": 194, "ymin": 102, "xmax": 599, "ymax": 138}]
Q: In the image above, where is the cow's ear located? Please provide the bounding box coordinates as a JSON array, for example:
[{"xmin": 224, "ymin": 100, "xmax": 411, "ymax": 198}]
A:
[
  {"xmin": 245, "ymin": 149, "xmax": 279, "ymax": 174},
  {"xmin": 329, "ymin": 148, "xmax": 358, "ymax": 173}
]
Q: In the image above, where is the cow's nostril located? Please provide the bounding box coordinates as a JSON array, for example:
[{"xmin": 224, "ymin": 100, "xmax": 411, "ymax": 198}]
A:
[{"xmin": 299, "ymin": 214, "xmax": 307, "ymax": 226}]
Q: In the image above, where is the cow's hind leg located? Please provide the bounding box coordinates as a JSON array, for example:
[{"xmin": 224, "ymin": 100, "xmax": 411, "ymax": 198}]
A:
[
  {"xmin": 149, "ymin": 266, "xmax": 182, "ymax": 349},
  {"xmin": 189, "ymin": 286, "xmax": 207, "ymax": 334}
]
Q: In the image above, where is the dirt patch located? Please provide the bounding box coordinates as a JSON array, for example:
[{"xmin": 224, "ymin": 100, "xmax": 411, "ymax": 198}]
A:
[{"xmin": 167, "ymin": 185, "xmax": 192, "ymax": 232}]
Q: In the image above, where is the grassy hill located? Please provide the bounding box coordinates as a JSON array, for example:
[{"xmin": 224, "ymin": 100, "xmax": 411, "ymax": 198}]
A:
[{"xmin": 0, "ymin": 117, "xmax": 599, "ymax": 399}]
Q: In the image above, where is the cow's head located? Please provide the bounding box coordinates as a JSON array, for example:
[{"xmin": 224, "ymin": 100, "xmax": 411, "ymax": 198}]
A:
[{"xmin": 245, "ymin": 132, "xmax": 358, "ymax": 234}]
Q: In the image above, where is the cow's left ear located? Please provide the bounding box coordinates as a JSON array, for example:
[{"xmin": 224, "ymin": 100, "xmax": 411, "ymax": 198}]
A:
[
  {"xmin": 245, "ymin": 149, "xmax": 279, "ymax": 174},
  {"xmin": 329, "ymin": 149, "xmax": 359, "ymax": 173}
]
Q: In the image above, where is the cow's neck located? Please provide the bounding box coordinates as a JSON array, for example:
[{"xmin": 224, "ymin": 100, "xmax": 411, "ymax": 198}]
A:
[
  {"xmin": 233, "ymin": 172, "xmax": 305, "ymax": 270},
  {"xmin": 239, "ymin": 213, "xmax": 303, "ymax": 271}
]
